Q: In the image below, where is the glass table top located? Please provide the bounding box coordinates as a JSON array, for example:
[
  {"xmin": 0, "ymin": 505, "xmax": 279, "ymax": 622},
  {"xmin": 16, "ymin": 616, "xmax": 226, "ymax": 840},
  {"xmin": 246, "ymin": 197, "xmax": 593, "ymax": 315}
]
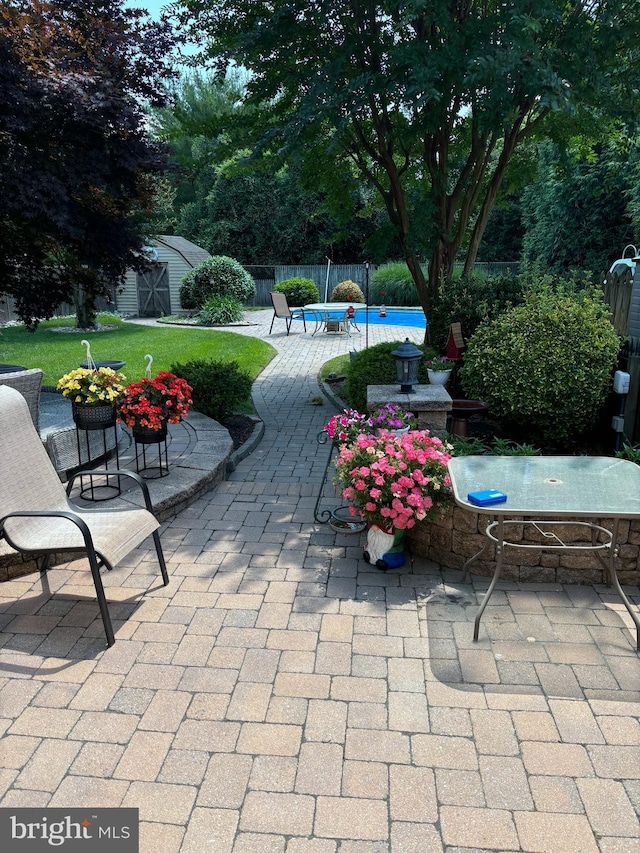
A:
[{"xmin": 448, "ymin": 456, "xmax": 640, "ymax": 518}]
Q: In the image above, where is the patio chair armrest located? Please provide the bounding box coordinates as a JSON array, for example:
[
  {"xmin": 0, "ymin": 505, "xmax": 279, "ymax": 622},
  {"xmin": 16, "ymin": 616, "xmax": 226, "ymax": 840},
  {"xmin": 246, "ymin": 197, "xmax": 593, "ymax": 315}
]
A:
[
  {"xmin": 66, "ymin": 469, "xmax": 155, "ymax": 513},
  {"xmin": 0, "ymin": 509, "xmax": 96, "ymax": 555}
]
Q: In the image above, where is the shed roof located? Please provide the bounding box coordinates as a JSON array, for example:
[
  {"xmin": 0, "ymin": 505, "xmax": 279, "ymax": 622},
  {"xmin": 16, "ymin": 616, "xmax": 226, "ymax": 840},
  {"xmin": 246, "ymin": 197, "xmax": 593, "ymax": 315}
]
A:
[{"xmin": 154, "ymin": 235, "xmax": 210, "ymax": 269}]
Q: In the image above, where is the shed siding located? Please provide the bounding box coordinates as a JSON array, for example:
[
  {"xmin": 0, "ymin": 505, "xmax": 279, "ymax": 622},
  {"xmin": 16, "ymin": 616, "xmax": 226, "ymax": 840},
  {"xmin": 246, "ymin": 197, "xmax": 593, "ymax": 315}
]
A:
[{"xmin": 115, "ymin": 237, "xmax": 209, "ymax": 317}]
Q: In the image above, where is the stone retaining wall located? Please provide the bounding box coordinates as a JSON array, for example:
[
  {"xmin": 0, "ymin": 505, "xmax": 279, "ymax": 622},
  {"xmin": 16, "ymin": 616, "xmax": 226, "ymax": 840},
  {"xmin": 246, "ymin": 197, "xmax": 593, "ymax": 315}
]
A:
[{"xmin": 406, "ymin": 501, "xmax": 640, "ymax": 586}]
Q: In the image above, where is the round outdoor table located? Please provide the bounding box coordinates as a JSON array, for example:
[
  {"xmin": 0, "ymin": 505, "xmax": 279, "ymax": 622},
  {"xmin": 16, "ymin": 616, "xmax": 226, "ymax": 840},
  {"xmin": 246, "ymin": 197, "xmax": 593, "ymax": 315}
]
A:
[{"xmin": 303, "ymin": 303, "xmax": 359, "ymax": 336}]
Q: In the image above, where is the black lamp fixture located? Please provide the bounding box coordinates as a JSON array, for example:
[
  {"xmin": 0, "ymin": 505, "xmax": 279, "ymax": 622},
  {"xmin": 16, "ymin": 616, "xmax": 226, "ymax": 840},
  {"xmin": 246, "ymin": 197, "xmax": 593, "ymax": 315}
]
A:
[{"xmin": 391, "ymin": 338, "xmax": 423, "ymax": 393}]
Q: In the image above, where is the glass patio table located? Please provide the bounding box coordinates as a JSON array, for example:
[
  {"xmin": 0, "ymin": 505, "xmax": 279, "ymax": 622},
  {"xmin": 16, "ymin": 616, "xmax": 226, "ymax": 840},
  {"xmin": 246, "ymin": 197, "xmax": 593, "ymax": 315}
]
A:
[
  {"xmin": 303, "ymin": 302, "xmax": 359, "ymax": 336},
  {"xmin": 448, "ymin": 455, "xmax": 640, "ymax": 649}
]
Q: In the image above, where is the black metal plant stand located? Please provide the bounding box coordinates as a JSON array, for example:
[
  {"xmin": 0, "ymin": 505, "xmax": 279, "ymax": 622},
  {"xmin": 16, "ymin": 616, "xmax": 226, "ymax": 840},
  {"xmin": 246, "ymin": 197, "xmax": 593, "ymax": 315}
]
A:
[
  {"xmin": 314, "ymin": 430, "xmax": 335, "ymax": 523},
  {"xmin": 75, "ymin": 423, "xmax": 122, "ymax": 501},
  {"xmin": 134, "ymin": 428, "xmax": 169, "ymax": 479}
]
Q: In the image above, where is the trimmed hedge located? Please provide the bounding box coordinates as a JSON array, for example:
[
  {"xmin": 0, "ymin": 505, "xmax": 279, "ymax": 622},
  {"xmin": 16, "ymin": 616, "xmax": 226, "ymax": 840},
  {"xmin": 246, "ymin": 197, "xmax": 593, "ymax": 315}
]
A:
[
  {"xmin": 461, "ymin": 286, "xmax": 620, "ymax": 447},
  {"xmin": 331, "ymin": 280, "xmax": 365, "ymax": 303},
  {"xmin": 346, "ymin": 341, "xmax": 436, "ymax": 412},
  {"xmin": 180, "ymin": 256, "xmax": 255, "ymax": 310},
  {"xmin": 171, "ymin": 358, "xmax": 252, "ymax": 421},
  {"xmin": 274, "ymin": 277, "xmax": 319, "ymax": 307}
]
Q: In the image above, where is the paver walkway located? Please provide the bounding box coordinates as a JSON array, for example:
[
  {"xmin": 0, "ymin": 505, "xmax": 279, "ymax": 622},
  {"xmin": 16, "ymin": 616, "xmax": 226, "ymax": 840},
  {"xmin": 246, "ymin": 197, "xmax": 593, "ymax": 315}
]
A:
[{"xmin": 1, "ymin": 310, "xmax": 639, "ymax": 852}]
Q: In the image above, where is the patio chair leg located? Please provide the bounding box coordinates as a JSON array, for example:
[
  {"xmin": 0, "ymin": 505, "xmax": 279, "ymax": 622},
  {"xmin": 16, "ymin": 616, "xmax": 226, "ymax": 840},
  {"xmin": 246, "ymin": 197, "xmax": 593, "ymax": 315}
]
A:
[
  {"xmin": 86, "ymin": 550, "xmax": 115, "ymax": 647},
  {"xmin": 269, "ymin": 314, "xmax": 276, "ymax": 334},
  {"xmin": 153, "ymin": 530, "xmax": 169, "ymax": 586}
]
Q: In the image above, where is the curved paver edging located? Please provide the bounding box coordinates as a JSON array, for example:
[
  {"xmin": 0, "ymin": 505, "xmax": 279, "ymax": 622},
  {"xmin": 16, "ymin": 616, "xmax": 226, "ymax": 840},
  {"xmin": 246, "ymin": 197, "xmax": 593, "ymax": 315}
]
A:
[{"xmin": 226, "ymin": 416, "xmax": 265, "ymax": 473}]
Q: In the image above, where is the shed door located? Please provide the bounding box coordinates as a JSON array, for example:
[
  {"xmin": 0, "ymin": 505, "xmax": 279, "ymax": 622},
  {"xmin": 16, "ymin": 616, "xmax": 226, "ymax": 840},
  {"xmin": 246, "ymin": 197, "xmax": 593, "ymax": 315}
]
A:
[{"xmin": 137, "ymin": 264, "xmax": 170, "ymax": 317}]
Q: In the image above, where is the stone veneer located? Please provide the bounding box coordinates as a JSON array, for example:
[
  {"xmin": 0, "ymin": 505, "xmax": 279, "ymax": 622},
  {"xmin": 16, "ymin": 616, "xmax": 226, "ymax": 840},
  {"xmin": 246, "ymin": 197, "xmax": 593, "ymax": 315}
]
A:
[{"xmin": 406, "ymin": 501, "xmax": 640, "ymax": 586}]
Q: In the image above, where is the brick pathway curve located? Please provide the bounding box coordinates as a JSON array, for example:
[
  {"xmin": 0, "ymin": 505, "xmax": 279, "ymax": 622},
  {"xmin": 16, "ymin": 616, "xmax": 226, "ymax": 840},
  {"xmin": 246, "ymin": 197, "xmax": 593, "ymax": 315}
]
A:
[{"xmin": 1, "ymin": 310, "xmax": 639, "ymax": 852}]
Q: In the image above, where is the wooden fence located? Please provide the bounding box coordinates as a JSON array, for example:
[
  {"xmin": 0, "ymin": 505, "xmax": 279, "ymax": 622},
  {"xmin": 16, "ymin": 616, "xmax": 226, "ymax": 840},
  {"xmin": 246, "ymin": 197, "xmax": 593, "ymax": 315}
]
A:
[
  {"xmin": 245, "ymin": 261, "xmax": 521, "ymax": 306},
  {"xmin": 1, "ymin": 261, "xmax": 522, "ymax": 320}
]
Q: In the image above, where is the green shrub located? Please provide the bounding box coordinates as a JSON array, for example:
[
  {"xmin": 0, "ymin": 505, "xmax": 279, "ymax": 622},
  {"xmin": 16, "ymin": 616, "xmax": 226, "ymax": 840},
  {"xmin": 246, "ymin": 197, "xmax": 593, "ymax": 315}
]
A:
[
  {"xmin": 460, "ymin": 286, "xmax": 620, "ymax": 447},
  {"xmin": 180, "ymin": 256, "xmax": 255, "ymax": 310},
  {"xmin": 171, "ymin": 358, "xmax": 252, "ymax": 421},
  {"xmin": 346, "ymin": 341, "xmax": 436, "ymax": 412},
  {"xmin": 448, "ymin": 435, "xmax": 541, "ymax": 456},
  {"xmin": 274, "ymin": 277, "xmax": 319, "ymax": 307},
  {"xmin": 370, "ymin": 262, "xmax": 421, "ymax": 306},
  {"xmin": 331, "ymin": 280, "xmax": 365, "ymax": 303},
  {"xmin": 196, "ymin": 295, "xmax": 244, "ymax": 325},
  {"xmin": 428, "ymin": 272, "xmax": 527, "ymax": 352}
]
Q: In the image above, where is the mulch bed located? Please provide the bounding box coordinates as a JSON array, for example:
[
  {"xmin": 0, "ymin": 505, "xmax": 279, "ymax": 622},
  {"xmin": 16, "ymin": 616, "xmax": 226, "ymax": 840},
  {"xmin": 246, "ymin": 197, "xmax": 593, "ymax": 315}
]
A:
[{"xmin": 220, "ymin": 414, "xmax": 257, "ymax": 451}]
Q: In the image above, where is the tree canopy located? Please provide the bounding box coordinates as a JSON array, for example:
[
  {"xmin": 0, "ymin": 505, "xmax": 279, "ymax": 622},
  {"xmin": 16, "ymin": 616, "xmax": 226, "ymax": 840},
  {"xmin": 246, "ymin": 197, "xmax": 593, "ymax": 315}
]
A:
[
  {"xmin": 149, "ymin": 71, "xmax": 391, "ymax": 263},
  {"xmin": 180, "ymin": 0, "xmax": 640, "ymax": 319},
  {"xmin": 0, "ymin": 0, "xmax": 178, "ymax": 328}
]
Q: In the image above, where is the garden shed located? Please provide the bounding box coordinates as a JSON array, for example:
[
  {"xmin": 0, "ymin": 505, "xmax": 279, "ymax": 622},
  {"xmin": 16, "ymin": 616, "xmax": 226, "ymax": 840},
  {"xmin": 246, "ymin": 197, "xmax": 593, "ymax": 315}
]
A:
[{"xmin": 116, "ymin": 236, "xmax": 210, "ymax": 317}]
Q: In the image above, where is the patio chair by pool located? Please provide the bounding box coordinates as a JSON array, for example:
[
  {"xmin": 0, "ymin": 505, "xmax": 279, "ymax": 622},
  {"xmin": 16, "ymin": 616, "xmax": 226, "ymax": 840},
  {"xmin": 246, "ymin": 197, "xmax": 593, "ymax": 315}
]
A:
[
  {"xmin": 0, "ymin": 385, "xmax": 169, "ymax": 647},
  {"xmin": 269, "ymin": 291, "xmax": 307, "ymax": 335}
]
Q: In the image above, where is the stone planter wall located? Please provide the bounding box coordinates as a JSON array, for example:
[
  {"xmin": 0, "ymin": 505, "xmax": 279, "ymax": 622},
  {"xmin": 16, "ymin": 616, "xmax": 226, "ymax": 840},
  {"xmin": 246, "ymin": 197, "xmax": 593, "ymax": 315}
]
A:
[{"xmin": 406, "ymin": 501, "xmax": 640, "ymax": 586}]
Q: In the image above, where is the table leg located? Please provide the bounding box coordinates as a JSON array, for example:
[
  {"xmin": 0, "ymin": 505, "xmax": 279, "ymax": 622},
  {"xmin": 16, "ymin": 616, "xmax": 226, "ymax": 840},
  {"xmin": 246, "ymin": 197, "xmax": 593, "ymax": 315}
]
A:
[
  {"xmin": 605, "ymin": 518, "xmax": 640, "ymax": 651},
  {"xmin": 473, "ymin": 516, "xmax": 504, "ymax": 641}
]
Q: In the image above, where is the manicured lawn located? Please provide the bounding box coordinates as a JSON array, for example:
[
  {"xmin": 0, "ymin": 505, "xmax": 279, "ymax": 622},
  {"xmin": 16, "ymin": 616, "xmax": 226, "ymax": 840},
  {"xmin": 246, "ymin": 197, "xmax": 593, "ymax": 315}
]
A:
[{"xmin": 1, "ymin": 314, "xmax": 275, "ymax": 386}]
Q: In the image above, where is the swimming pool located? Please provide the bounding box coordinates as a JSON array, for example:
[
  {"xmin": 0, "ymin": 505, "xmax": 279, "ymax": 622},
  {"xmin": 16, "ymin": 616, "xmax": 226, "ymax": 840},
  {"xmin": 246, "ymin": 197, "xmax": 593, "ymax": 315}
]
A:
[{"xmin": 352, "ymin": 307, "xmax": 427, "ymax": 328}]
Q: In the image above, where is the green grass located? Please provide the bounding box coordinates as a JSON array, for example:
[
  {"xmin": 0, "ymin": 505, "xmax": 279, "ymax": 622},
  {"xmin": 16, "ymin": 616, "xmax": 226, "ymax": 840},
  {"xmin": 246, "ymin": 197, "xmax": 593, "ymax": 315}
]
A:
[
  {"xmin": 1, "ymin": 313, "xmax": 276, "ymax": 386},
  {"xmin": 319, "ymin": 353, "xmax": 351, "ymax": 380}
]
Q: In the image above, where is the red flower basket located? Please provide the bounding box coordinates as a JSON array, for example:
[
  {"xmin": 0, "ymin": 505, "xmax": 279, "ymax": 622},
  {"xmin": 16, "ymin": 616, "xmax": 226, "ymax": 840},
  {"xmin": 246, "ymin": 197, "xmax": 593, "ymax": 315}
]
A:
[{"xmin": 117, "ymin": 372, "xmax": 193, "ymax": 432}]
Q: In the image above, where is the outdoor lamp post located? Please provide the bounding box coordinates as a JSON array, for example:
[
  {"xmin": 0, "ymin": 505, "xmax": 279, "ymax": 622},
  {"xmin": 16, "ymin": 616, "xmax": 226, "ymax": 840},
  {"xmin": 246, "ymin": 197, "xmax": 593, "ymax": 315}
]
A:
[{"xmin": 391, "ymin": 338, "xmax": 423, "ymax": 393}]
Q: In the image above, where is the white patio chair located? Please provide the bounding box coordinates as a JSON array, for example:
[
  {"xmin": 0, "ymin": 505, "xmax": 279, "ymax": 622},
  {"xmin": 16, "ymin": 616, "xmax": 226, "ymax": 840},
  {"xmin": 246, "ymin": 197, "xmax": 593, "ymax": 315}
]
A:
[{"xmin": 0, "ymin": 385, "xmax": 169, "ymax": 647}]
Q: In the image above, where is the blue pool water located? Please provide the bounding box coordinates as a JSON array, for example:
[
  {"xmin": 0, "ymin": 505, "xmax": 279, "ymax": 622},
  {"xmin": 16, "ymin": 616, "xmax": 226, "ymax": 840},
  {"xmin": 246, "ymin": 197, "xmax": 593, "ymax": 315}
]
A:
[{"xmin": 353, "ymin": 307, "xmax": 427, "ymax": 328}]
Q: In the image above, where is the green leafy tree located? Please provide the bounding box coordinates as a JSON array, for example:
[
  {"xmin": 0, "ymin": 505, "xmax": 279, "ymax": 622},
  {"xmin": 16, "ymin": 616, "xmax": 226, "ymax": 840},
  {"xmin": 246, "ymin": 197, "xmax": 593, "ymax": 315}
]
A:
[
  {"xmin": 180, "ymin": 0, "xmax": 640, "ymax": 329},
  {"xmin": 522, "ymin": 141, "xmax": 637, "ymax": 274},
  {"xmin": 0, "ymin": 0, "xmax": 177, "ymax": 328},
  {"xmin": 150, "ymin": 72, "xmax": 381, "ymax": 262}
]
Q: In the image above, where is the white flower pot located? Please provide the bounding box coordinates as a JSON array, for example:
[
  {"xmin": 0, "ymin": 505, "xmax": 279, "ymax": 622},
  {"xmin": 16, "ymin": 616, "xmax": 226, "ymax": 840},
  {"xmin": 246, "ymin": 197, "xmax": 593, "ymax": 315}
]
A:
[{"xmin": 427, "ymin": 369, "xmax": 452, "ymax": 385}]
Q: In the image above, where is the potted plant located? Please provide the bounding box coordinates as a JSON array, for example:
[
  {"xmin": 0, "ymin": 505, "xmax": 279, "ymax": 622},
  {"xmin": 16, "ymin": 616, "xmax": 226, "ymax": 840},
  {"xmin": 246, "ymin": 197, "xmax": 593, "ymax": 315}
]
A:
[
  {"xmin": 426, "ymin": 356, "xmax": 456, "ymax": 385},
  {"xmin": 57, "ymin": 366, "xmax": 127, "ymax": 429},
  {"xmin": 366, "ymin": 403, "xmax": 417, "ymax": 435},
  {"xmin": 334, "ymin": 429, "xmax": 453, "ymax": 569},
  {"xmin": 117, "ymin": 372, "xmax": 193, "ymax": 441}
]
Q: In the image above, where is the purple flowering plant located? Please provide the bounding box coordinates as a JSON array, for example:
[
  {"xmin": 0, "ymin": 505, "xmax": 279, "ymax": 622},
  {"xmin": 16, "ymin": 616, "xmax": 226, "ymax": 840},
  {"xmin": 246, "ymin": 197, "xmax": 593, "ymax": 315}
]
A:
[
  {"xmin": 426, "ymin": 356, "xmax": 456, "ymax": 371},
  {"xmin": 366, "ymin": 403, "xmax": 417, "ymax": 433}
]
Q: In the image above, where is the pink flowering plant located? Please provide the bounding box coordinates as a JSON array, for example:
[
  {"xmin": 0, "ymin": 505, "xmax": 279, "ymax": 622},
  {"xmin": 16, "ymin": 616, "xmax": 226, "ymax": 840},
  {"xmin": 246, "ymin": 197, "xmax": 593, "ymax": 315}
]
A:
[
  {"xmin": 335, "ymin": 430, "xmax": 453, "ymax": 531},
  {"xmin": 366, "ymin": 403, "xmax": 417, "ymax": 433},
  {"xmin": 324, "ymin": 408, "xmax": 368, "ymax": 445}
]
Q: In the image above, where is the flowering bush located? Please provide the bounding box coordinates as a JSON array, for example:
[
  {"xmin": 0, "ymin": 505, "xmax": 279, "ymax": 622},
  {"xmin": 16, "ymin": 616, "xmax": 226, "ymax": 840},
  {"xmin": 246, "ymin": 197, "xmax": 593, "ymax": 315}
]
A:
[
  {"xmin": 366, "ymin": 404, "xmax": 416, "ymax": 432},
  {"xmin": 57, "ymin": 367, "xmax": 127, "ymax": 404},
  {"xmin": 117, "ymin": 372, "xmax": 193, "ymax": 431},
  {"xmin": 426, "ymin": 356, "xmax": 456, "ymax": 371},
  {"xmin": 335, "ymin": 430, "xmax": 453, "ymax": 530},
  {"xmin": 324, "ymin": 408, "xmax": 368, "ymax": 445}
]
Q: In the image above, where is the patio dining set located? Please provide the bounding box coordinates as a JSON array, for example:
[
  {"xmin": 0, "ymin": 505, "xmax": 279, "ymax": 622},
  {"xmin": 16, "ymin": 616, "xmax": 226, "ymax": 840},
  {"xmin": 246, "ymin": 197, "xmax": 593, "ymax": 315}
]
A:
[{"xmin": 269, "ymin": 291, "xmax": 361, "ymax": 336}]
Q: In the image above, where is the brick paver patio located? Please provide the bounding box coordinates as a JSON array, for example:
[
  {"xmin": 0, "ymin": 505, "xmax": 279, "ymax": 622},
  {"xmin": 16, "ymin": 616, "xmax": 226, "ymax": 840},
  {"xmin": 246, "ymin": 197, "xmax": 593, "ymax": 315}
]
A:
[{"xmin": 1, "ymin": 310, "xmax": 639, "ymax": 852}]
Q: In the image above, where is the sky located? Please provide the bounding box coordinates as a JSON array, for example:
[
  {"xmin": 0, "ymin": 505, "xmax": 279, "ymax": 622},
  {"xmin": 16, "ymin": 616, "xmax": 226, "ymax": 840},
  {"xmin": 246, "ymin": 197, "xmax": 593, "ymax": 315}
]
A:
[{"xmin": 125, "ymin": 0, "xmax": 170, "ymax": 19}]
